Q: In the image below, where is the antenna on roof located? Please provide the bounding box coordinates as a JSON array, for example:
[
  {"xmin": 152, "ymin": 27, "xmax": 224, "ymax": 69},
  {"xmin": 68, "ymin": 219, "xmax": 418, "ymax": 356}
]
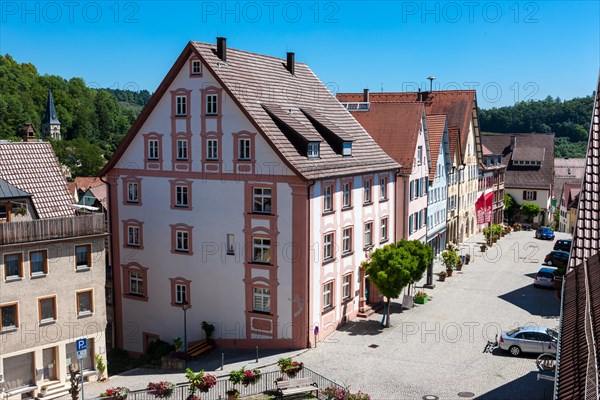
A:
[
  {"xmin": 380, "ymin": 83, "xmax": 383, "ymax": 93},
  {"xmin": 427, "ymin": 76, "xmax": 436, "ymax": 92}
]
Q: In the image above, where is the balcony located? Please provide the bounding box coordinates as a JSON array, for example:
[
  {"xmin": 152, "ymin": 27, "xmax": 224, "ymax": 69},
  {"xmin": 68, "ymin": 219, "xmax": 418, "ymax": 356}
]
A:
[{"xmin": 0, "ymin": 213, "xmax": 106, "ymax": 245}]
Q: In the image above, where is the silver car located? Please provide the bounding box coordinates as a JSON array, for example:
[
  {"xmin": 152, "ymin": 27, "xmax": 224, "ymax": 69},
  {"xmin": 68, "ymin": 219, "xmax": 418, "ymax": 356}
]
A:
[
  {"xmin": 498, "ymin": 326, "xmax": 558, "ymax": 356},
  {"xmin": 533, "ymin": 267, "xmax": 559, "ymax": 288}
]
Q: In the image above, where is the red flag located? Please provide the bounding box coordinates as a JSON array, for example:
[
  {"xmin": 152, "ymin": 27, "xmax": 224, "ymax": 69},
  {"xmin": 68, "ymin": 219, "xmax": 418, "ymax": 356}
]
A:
[{"xmin": 476, "ymin": 192, "xmax": 494, "ymax": 224}]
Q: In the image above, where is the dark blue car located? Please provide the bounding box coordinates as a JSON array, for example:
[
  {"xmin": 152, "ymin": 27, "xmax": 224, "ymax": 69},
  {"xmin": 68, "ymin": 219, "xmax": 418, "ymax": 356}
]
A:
[{"xmin": 535, "ymin": 227, "xmax": 555, "ymax": 240}]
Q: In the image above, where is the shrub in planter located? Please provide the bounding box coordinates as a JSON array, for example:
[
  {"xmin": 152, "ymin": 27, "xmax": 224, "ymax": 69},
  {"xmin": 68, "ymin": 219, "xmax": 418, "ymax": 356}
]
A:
[
  {"xmin": 100, "ymin": 387, "xmax": 129, "ymax": 400},
  {"xmin": 438, "ymin": 271, "xmax": 447, "ymax": 282},
  {"xmin": 229, "ymin": 366, "xmax": 261, "ymax": 386},
  {"xmin": 201, "ymin": 321, "xmax": 215, "ymax": 345},
  {"xmin": 512, "ymin": 223, "xmax": 522, "ymax": 231},
  {"xmin": 413, "ymin": 291, "xmax": 429, "ymax": 304},
  {"xmin": 147, "ymin": 381, "xmax": 175, "ymax": 399}
]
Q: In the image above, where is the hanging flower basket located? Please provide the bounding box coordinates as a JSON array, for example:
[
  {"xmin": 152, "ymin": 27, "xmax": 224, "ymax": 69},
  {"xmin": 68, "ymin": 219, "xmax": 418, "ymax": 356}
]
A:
[
  {"xmin": 147, "ymin": 381, "xmax": 175, "ymax": 398},
  {"xmin": 100, "ymin": 387, "xmax": 130, "ymax": 400}
]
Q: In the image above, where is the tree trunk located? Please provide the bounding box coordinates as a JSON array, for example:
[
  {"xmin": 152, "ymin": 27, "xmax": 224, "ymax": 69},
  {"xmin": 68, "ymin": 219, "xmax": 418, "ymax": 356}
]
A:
[{"xmin": 385, "ymin": 298, "xmax": 391, "ymax": 328}]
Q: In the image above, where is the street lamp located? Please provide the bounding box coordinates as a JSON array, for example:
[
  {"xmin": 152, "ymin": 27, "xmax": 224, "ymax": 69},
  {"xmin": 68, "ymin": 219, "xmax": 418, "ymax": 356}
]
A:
[{"xmin": 182, "ymin": 300, "xmax": 189, "ymax": 366}]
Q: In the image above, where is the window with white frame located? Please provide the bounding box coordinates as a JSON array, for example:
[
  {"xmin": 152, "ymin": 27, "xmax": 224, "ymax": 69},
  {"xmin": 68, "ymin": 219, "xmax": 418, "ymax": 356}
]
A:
[
  {"xmin": 323, "ymin": 282, "xmax": 333, "ymax": 310},
  {"xmin": 239, "ymin": 138, "xmax": 251, "ymax": 160},
  {"xmin": 253, "ymin": 287, "xmax": 270, "ymax": 313},
  {"xmin": 342, "ymin": 182, "xmax": 351, "ymax": 208},
  {"xmin": 148, "ymin": 139, "xmax": 159, "ymax": 160},
  {"xmin": 253, "ymin": 188, "xmax": 272, "ymax": 213},
  {"xmin": 176, "ymin": 139, "xmax": 188, "ymax": 160},
  {"xmin": 176, "ymin": 96, "xmax": 187, "ymax": 116},
  {"xmin": 323, "ymin": 186, "xmax": 333, "ymax": 212},
  {"xmin": 323, "ymin": 233, "xmax": 334, "ymax": 260},
  {"xmin": 175, "ymin": 186, "xmax": 189, "ymax": 207},
  {"xmin": 128, "ymin": 226, "xmax": 140, "ymax": 246},
  {"xmin": 77, "ymin": 290, "xmax": 93, "ymax": 316},
  {"xmin": 4, "ymin": 254, "xmax": 21, "ymax": 279},
  {"xmin": 207, "ymin": 139, "xmax": 218, "ymax": 160},
  {"xmin": 129, "ymin": 271, "xmax": 144, "ymax": 296},
  {"xmin": 523, "ymin": 190, "xmax": 536, "ymax": 201},
  {"xmin": 342, "ymin": 274, "xmax": 352, "ymax": 300},
  {"xmin": 381, "ymin": 217, "xmax": 388, "ymax": 242},
  {"xmin": 175, "ymin": 283, "xmax": 187, "ymax": 304},
  {"xmin": 363, "ymin": 180, "xmax": 372, "ymax": 203},
  {"xmin": 191, "ymin": 60, "xmax": 202, "ymax": 75},
  {"xmin": 176, "ymin": 231, "xmax": 189, "ymax": 252},
  {"xmin": 252, "ymin": 238, "xmax": 271, "ymax": 263},
  {"xmin": 343, "ymin": 227, "xmax": 352, "ymax": 254},
  {"xmin": 127, "ymin": 182, "xmax": 139, "ymax": 203},
  {"xmin": 39, "ymin": 297, "xmax": 56, "ymax": 323},
  {"xmin": 365, "ymin": 222, "xmax": 373, "ymax": 246},
  {"xmin": 206, "ymin": 94, "xmax": 218, "ymax": 115},
  {"xmin": 342, "ymin": 142, "xmax": 352, "ymax": 156},
  {"xmin": 379, "ymin": 177, "xmax": 387, "ymax": 200},
  {"xmin": 308, "ymin": 142, "xmax": 320, "ymax": 158}
]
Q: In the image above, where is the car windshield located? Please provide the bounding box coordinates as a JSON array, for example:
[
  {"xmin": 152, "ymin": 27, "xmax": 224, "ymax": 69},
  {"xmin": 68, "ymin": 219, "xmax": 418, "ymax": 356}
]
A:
[
  {"xmin": 541, "ymin": 228, "xmax": 552, "ymax": 233},
  {"xmin": 506, "ymin": 327, "xmax": 521, "ymax": 336},
  {"xmin": 546, "ymin": 328, "xmax": 558, "ymax": 339},
  {"xmin": 538, "ymin": 272, "xmax": 553, "ymax": 279}
]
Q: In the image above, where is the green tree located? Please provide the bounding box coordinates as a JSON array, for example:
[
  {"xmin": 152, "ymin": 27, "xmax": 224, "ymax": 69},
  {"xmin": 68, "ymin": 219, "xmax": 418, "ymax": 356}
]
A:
[
  {"xmin": 520, "ymin": 202, "xmax": 541, "ymax": 222},
  {"xmin": 504, "ymin": 194, "xmax": 518, "ymax": 223},
  {"xmin": 363, "ymin": 242, "xmax": 416, "ymax": 327},
  {"xmin": 51, "ymin": 138, "xmax": 106, "ymax": 177},
  {"xmin": 399, "ymin": 239, "xmax": 434, "ymax": 285}
]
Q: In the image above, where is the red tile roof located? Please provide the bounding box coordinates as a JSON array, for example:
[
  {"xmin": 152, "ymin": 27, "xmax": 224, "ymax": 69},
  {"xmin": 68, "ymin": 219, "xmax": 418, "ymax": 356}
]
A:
[
  {"xmin": 88, "ymin": 184, "xmax": 108, "ymax": 209},
  {"xmin": 346, "ymin": 102, "xmax": 424, "ymax": 174},
  {"xmin": 426, "ymin": 114, "xmax": 447, "ymax": 181},
  {"xmin": 481, "ymin": 133, "xmax": 555, "ymax": 190},
  {"xmin": 569, "ymin": 74, "xmax": 600, "ymax": 270},
  {"xmin": 74, "ymin": 177, "xmax": 104, "ymax": 191},
  {"xmin": 561, "ymin": 183, "xmax": 581, "ymax": 208},
  {"xmin": 556, "ymin": 74, "xmax": 600, "ymax": 399},
  {"xmin": 337, "ymin": 90, "xmax": 478, "ymax": 163},
  {"xmin": 0, "ymin": 141, "xmax": 74, "ymax": 218},
  {"xmin": 554, "ymin": 158, "xmax": 586, "ymax": 201},
  {"xmin": 101, "ymin": 42, "xmax": 399, "ymax": 179}
]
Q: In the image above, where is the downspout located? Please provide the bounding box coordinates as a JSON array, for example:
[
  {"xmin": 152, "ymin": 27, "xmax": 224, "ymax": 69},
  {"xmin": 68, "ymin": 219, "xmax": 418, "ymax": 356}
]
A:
[
  {"xmin": 99, "ymin": 174, "xmax": 116, "ymax": 347},
  {"xmin": 306, "ymin": 179, "xmax": 315, "ymax": 348}
]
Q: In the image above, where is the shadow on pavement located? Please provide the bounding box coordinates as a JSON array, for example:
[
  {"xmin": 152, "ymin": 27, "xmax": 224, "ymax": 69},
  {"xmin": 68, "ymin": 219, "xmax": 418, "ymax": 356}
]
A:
[
  {"xmin": 337, "ymin": 319, "xmax": 384, "ymax": 336},
  {"xmin": 487, "ymin": 347, "xmax": 539, "ymax": 359},
  {"xmin": 476, "ymin": 371, "xmax": 554, "ymax": 400},
  {"xmin": 498, "ymin": 284, "xmax": 560, "ymax": 317}
]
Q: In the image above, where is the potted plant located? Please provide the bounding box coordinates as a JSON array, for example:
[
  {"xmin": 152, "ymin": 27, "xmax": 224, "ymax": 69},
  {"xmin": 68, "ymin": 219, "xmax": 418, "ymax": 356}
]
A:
[
  {"xmin": 480, "ymin": 243, "xmax": 488, "ymax": 252},
  {"xmin": 465, "ymin": 254, "xmax": 471, "ymax": 265},
  {"xmin": 437, "ymin": 270, "xmax": 447, "ymax": 282},
  {"xmin": 95, "ymin": 354, "xmax": 107, "ymax": 382},
  {"xmin": 226, "ymin": 389, "xmax": 240, "ymax": 400},
  {"xmin": 512, "ymin": 222, "xmax": 522, "ymax": 232},
  {"xmin": 201, "ymin": 321, "xmax": 215, "ymax": 345},
  {"xmin": 441, "ymin": 249, "xmax": 459, "ymax": 277},
  {"xmin": 229, "ymin": 366, "xmax": 261, "ymax": 387},
  {"xmin": 413, "ymin": 291, "xmax": 429, "ymax": 304},
  {"xmin": 277, "ymin": 357, "xmax": 303, "ymax": 376},
  {"xmin": 185, "ymin": 368, "xmax": 217, "ymax": 395},
  {"xmin": 456, "ymin": 258, "xmax": 463, "ymax": 271},
  {"xmin": 321, "ymin": 386, "xmax": 350, "ymax": 400},
  {"xmin": 100, "ymin": 387, "xmax": 129, "ymax": 400},
  {"xmin": 147, "ymin": 381, "xmax": 175, "ymax": 399},
  {"xmin": 172, "ymin": 336, "xmax": 184, "ymax": 357}
]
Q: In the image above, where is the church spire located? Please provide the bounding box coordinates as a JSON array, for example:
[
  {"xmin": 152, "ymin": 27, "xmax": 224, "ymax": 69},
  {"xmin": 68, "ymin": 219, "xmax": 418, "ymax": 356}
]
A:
[{"xmin": 42, "ymin": 90, "xmax": 61, "ymax": 140}]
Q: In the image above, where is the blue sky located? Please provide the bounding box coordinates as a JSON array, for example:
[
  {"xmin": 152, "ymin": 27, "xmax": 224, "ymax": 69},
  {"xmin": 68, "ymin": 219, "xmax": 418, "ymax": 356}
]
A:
[{"xmin": 1, "ymin": 0, "xmax": 598, "ymax": 108}]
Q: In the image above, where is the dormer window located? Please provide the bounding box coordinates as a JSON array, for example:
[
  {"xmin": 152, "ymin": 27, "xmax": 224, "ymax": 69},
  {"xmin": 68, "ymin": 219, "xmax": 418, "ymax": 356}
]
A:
[
  {"xmin": 342, "ymin": 142, "xmax": 352, "ymax": 156},
  {"xmin": 308, "ymin": 142, "xmax": 320, "ymax": 159}
]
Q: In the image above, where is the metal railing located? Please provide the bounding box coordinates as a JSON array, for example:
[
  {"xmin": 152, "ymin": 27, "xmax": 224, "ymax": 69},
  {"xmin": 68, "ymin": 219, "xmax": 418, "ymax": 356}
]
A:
[{"xmin": 88, "ymin": 367, "xmax": 343, "ymax": 400}]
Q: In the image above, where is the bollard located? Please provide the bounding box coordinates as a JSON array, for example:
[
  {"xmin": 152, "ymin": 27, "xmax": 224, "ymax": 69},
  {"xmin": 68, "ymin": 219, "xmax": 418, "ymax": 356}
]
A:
[
  {"xmin": 256, "ymin": 346, "xmax": 259, "ymax": 363},
  {"xmin": 221, "ymin": 353, "xmax": 224, "ymax": 371}
]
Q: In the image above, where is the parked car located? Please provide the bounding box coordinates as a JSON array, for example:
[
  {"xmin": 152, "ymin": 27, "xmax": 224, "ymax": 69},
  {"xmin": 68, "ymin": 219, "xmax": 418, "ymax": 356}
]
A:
[
  {"xmin": 534, "ymin": 267, "xmax": 559, "ymax": 288},
  {"xmin": 536, "ymin": 227, "xmax": 555, "ymax": 240},
  {"xmin": 498, "ymin": 326, "xmax": 558, "ymax": 356},
  {"xmin": 544, "ymin": 250, "xmax": 570, "ymax": 267},
  {"xmin": 554, "ymin": 239, "xmax": 572, "ymax": 252}
]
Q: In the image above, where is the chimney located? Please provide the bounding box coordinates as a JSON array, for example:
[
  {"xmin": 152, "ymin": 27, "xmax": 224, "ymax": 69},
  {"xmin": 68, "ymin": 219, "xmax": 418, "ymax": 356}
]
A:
[
  {"xmin": 217, "ymin": 37, "xmax": 227, "ymax": 62},
  {"xmin": 363, "ymin": 89, "xmax": 369, "ymax": 103},
  {"xmin": 286, "ymin": 52, "xmax": 295, "ymax": 75},
  {"xmin": 22, "ymin": 123, "xmax": 35, "ymax": 142},
  {"xmin": 510, "ymin": 136, "xmax": 517, "ymax": 150}
]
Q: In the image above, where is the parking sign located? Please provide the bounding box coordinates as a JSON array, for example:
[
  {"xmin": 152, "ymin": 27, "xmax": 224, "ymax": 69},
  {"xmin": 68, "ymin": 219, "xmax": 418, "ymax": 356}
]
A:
[{"xmin": 76, "ymin": 338, "xmax": 87, "ymax": 359}]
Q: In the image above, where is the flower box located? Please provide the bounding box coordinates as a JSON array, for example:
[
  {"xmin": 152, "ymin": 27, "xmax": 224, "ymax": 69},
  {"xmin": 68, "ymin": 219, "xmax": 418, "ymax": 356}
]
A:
[{"xmin": 414, "ymin": 295, "xmax": 428, "ymax": 304}]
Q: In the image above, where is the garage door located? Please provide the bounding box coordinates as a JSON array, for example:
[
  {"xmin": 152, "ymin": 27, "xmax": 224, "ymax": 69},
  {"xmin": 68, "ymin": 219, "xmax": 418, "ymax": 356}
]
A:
[{"xmin": 3, "ymin": 352, "xmax": 34, "ymax": 390}]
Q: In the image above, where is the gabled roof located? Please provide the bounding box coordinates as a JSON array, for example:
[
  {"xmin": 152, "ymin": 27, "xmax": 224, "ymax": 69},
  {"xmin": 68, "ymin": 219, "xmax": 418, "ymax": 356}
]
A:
[
  {"xmin": 512, "ymin": 146, "xmax": 545, "ymax": 162},
  {"xmin": 43, "ymin": 90, "xmax": 60, "ymax": 125},
  {"xmin": 344, "ymin": 102, "xmax": 425, "ymax": 174},
  {"xmin": 87, "ymin": 184, "xmax": 108, "ymax": 210},
  {"xmin": 0, "ymin": 142, "xmax": 74, "ymax": 218},
  {"xmin": 0, "ymin": 178, "xmax": 31, "ymax": 200},
  {"xmin": 481, "ymin": 133, "xmax": 555, "ymax": 190},
  {"xmin": 426, "ymin": 114, "xmax": 448, "ymax": 181},
  {"xmin": 101, "ymin": 41, "xmax": 399, "ymax": 179},
  {"xmin": 561, "ymin": 183, "xmax": 581, "ymax": 208},
  {"xmin": 73, "ymin": 177, "xmax": 104, "ymax": 192},
  {"xmin": 337, "ymin": 90, "xmax": 479, "ymax": 164},
  {"xmin": 554, "ymin": 158, "xmax": 586, "ymax": 204}
]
